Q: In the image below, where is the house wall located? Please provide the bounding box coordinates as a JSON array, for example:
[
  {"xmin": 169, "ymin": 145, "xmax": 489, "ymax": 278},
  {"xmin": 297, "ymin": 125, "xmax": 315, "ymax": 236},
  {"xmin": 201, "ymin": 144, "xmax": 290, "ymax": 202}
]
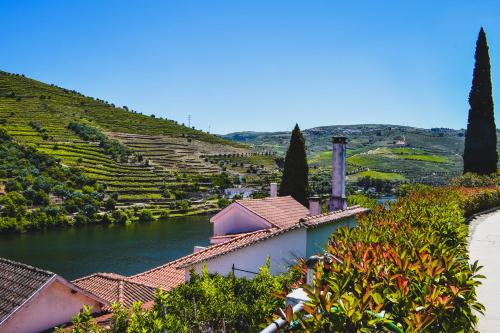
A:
[
  {"xmin": 191, "ymin": 228, "xmax": 307, "ymax": 278},
  {"xmin": 306, "ymin": 216, "xmax": 357, "ymax": 257},
  {"xmin": 0, "ymin": 280, "xmax": 103, "ymax": 333},
  {"xmin": 212, "ymin": 204, "xmax": 271, "ymax": 236}
]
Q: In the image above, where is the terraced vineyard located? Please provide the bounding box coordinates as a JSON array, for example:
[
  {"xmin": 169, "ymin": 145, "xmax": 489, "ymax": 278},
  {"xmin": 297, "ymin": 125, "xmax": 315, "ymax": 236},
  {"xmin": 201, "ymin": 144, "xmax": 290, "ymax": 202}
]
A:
[
  {"xmin": 0, "ymin": 71, "xmax": 276, "ymax": 216},
  {"xmin": 224, "ymin": 124, "xmax": 493, "ymax": 186}
]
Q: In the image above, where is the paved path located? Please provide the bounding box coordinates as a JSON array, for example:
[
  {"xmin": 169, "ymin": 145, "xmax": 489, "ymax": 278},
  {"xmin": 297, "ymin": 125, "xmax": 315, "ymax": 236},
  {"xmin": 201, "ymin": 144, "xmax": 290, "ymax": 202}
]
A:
[{"xmin": 469, "ymin": 210, "xmax": 500, "ymax": 332}]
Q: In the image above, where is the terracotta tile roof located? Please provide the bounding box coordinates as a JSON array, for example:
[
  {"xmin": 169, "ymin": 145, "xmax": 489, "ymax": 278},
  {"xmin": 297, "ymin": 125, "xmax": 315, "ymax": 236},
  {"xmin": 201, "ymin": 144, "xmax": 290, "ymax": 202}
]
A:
[
  {"xmin": 0, "ymin": 258, "xmax": 56, "ymax": 324},
  {"xmin": 235, "ymin": 196, "xmax": 309, "ymax": 228},
  {"xmin": 127, "ymin": 205, "xmax": 369, "ymax": 288},
  {"xmin": 300, "ymin": 206, "xmax": 370, "ymax": 227},
  {"xmin": 127, "ymin": 262, "xmax": 185, "ymax": 291},
  {"xmin": 73, "ymin": 273, "xmax": 156, "ymax": 308},
  {"xmin": 128, "ymin": 229, "xmax": 281, "ymax": 288}
]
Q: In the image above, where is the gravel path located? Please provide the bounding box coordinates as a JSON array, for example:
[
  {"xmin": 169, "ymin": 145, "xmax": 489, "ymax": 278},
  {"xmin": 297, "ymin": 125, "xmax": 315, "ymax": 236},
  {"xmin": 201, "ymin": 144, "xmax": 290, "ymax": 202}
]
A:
[{"xmin": 469, "ymin": 209, "xmax": 500, "ymax": 332}]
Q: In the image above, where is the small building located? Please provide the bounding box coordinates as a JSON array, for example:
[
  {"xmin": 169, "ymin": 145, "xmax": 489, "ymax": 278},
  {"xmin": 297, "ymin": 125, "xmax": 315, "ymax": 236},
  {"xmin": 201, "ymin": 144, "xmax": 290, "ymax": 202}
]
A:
[
  {"xmin": 224, "ymin": 187, "xmax": 255, "ymax": 199},
  {"xmin": 77, "ymin": 136, "xmax": 369, "ymax": 298},
  {"xmin": 0, "ymin": 258, "xmax": 108, "ymax": 333}
]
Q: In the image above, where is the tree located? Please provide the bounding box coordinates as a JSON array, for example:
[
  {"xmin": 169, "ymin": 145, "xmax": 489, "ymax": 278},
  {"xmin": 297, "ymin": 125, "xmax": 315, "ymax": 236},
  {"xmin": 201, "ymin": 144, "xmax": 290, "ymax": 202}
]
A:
[
  {"xmin": 279, "ymin": 124, "xmax": 309, "ymax": 206},
  {"xmin": 464, "ymin": 27, "xmax": 498, "ymax": 174}
]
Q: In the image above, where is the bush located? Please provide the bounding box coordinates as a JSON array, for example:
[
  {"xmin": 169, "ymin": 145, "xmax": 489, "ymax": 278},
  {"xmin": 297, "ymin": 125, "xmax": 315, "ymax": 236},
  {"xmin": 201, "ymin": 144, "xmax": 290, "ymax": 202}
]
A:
[
  {"xmin": 273, "ymin": 186, "xmax": 498, "ymax": 331},
  {"xmin": 346, "ymin": 193, "xmax": 378, "ymax": 209},
  {"xmin": 68, "ymin": 122, "xmax": 133, "ymax": 162},
  {"xmin": 451, "ymin": 172, "xmax": 500, "ymax": 187},
  {"xmin": 217, "ymin": 197, "xmax": 231, "ymax": 208},
  {"xmin": 137, "ymin": 209, "xmax": 154, "ymax": 223},
  {"xmin": 63, "ymin": 262, "xmax": 290, "ymax": 333},
  {"xmin": 0, "ymin": 130, "xmax": 106, "ymax": 233}
]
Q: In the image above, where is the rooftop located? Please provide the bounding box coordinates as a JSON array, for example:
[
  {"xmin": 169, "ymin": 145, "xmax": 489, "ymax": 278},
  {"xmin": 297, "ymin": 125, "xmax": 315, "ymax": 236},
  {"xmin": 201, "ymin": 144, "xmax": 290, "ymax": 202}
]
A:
[
  {"xmin": 72, "ymin": 273, "xmax": 157, "ymax": 309},
  {"xmin": 231, "ymin": 195, "xmax": 309, "ymax": 228},
  {"xmin": 128, "ymin": 205, "xmax": 368, "ymax": 289},
  {"xmin": 0, "ymin": 258, "xmax": 55, "ymax": 324}
]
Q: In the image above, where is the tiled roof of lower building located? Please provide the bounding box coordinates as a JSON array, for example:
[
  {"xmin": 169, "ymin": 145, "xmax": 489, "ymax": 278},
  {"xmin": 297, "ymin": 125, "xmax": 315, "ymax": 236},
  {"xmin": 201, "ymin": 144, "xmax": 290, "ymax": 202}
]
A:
[
  {"xmin": 72, "ymin": 273, "xmax": 157, "ymax": 309},
  {"xmin": 300, "ymin": 206, "xmax": 370, "ymax": 227},
  {"xmin": 128, "ymin": 205, "xmax": 369, "ymax": 289},
  {"xmin": 234, "ymin": 196, "xmax": 309, "ymax": 228},
  {"xmin": 0, "ymin": 258, "xmax": 55, "ymax": 324}
]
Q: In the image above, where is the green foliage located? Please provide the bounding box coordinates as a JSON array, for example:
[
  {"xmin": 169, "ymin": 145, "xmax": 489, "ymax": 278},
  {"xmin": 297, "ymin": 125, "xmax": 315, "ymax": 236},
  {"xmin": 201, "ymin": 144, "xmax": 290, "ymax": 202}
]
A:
[
  {"xmin": 463, "ymin": 28, "xmax": 498, "ymax": 175},
  {"xmin": 0, "ymin": 130, "xmax": 105, "ymax": 232},
  {"xmin": 274, "ymin": 186, "xmax": 500, "ymax": 331},
  {"xmin": 347, "ymin": 193, "xmax": 378, "ymax": 210},
  {"xmin": 451, "ymin": 172, "xmax": 500, "ymax": 187},
  {"xmin": 137, "ymin": 209, "xmax": 155, "ymax": 223},
  {"xmin": 355, "ymin": 175, "xmax": 400, "ymax": 194},
  {"xmin": 217, "ymin": 196, "xmax": 231, "ymax": 208},
  {"xmin": 64, "ymin": 262, "xmax": 288, "ymax": 333},
  {"xmin": 67, "ymin": 305, "xmax": 101, "ymax": 333},
  {"xmin": 279, "ymin": 124, "xmax": 309, "ymax": 206},
  {"xmin": 212, "ymin": 171, "xmax": 233, "ymax": 189},
  {"xmin": 68, "ymin": 122, "xmax": 133, "ymax": 162},
  {"xmin": 351, "ymin": 170, "xmax": 406, "ymax": 181}
]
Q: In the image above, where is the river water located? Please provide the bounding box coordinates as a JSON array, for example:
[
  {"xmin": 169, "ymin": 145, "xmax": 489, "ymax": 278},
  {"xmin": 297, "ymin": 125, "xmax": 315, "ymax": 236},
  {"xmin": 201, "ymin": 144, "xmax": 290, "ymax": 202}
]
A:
[{"xmin": 0, "ymin": 215, "xmax": 212, "ymax": 280}]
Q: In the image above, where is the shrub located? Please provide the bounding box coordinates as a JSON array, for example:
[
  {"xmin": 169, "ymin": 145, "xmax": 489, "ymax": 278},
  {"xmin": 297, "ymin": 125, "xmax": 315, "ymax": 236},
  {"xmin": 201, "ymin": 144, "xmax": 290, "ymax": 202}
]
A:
[
  {"xmin": 68, "ymin": 122, "xmax": 133, "ymax": 162},
  {"xmin": 217, "ymin": 197, "xmax": 231, "ymax": 208},
  {"xmin": 451, "ymin": 172, "xmax": 500, "ymax": 188},
  {"xmin": 63, "ymin": 262, "xmax": 290, "ymax": 333},
  {"xmin": 346, "ymin": 193, "xmax": 378, "ymax": 209},
  {"xmin": 272, "ymin": 186, "xmax": 498, "ymax": 331},
  {"xmin": 137, "ymin": 209, "xmax": 154, "ymax": 223}
]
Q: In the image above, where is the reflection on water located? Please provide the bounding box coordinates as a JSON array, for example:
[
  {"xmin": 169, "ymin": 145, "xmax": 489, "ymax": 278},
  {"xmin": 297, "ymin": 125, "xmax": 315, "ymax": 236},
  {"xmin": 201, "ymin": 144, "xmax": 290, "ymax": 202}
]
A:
[{"xmin": 0, "ymin": 215, "xmax": 212, "ymax": 280}]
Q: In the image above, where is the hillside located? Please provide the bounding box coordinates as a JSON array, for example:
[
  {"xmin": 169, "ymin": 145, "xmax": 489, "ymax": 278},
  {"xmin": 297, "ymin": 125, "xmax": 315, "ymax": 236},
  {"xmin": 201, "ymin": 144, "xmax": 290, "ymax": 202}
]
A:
[
  {"xmin": 224, "ymin": 124, "xmax": 499, "ymax": 187},
  {"xmin": 0, "ymin": 71, "xmax": 278, "ymax": 216}
]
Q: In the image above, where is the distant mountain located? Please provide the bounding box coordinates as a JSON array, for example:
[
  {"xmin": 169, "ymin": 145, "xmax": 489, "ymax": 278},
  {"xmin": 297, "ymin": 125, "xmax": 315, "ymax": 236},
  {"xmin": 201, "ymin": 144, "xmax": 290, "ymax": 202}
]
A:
[{"xmin": 224, "ymin": 124, "xmax": 480, "ymax": 185}]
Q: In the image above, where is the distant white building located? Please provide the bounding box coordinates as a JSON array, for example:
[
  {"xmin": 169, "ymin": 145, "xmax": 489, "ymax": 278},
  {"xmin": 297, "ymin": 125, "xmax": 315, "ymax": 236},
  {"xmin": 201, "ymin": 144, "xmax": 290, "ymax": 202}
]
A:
[{"xmin": 224, "ymin": 186, "xmax": 255, "ymax": 198}]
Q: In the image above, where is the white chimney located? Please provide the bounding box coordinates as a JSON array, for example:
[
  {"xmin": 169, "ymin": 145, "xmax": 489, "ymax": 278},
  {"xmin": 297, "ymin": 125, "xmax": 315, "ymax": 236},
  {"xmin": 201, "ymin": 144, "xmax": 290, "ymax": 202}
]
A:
[
  {"xmin": 270, "ymin": 182, "xmax": 278, "ymax": 197},
  {"xmin": 308, "ymin": 196, "xmax": 321, "ymax": 216},
  {"xmin": 327, "ymin": 137, "xmax": 347, "ymax": 211}
]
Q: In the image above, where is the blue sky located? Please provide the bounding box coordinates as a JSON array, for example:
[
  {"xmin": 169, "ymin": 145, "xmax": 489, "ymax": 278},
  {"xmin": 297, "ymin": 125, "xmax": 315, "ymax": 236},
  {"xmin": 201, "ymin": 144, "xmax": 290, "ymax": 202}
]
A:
[{"xmin": 1, "ymin": 1, "xmax": 499, "ymax": 134}]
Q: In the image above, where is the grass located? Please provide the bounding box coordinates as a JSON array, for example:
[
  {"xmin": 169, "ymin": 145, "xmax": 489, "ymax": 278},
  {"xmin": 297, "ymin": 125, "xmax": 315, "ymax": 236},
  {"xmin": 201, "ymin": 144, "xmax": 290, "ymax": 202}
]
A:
[
  {"xmin": 348, "ymin": 170, "xmax": 406, "ymax": 181},
  {"xmin": 399, "ymin": 154, "xmax": 449, "ymax": 163}
]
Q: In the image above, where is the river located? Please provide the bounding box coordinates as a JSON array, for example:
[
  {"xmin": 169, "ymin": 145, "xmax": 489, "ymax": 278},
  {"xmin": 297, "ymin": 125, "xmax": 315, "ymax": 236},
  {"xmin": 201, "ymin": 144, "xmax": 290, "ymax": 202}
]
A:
[{"xmin": 0, "ymin": 215, "xmax": 212, "ymax": 280}]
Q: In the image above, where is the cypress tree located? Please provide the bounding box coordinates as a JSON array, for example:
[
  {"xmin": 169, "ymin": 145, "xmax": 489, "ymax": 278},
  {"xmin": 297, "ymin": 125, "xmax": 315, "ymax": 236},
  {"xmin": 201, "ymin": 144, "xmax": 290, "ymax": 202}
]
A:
[
  {"xmin": 463, "ymin": 27, "xmax": 498, "ymax": 174},
  {"xmin": 279, "ymin": 124, "xmax": 309, "ymax": 206}
]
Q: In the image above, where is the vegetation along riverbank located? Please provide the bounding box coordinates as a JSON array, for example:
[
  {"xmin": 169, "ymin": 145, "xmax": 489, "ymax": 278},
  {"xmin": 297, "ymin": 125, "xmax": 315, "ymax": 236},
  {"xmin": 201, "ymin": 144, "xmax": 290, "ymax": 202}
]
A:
[{"xmin": 59, "ymin": 181, "xmax": 500, "ymax": 332}]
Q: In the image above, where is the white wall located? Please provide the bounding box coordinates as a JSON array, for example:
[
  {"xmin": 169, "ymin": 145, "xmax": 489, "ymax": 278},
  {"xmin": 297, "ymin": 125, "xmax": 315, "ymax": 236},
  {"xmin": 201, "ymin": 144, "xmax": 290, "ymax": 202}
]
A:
[
  {"xmin": 212, "ymin": 204, "xmax": 271, "ymax": 236},
  {"xmin": 191, "ymin": 228, "xmax": 307, "ymax": 278},
  {"xmin": 0, "ymin": 280, "xmax": 103, "ymax": 333}
]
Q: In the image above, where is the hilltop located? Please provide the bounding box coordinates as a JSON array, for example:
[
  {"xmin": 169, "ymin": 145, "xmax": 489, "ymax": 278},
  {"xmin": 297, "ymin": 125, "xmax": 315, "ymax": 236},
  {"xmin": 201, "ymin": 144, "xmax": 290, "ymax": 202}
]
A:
[
  {"xmin": 0, "ymin": 71, "xmax": 278, "ymax": 216},
  {"xmin": 224, "ymin": 124, "xmax": 499, "ymax": 187}
]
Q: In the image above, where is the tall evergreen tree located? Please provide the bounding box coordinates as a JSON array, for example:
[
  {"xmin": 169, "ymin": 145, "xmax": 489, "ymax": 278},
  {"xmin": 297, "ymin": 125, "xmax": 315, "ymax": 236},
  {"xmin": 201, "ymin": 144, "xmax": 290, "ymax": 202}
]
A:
[
  {"xmin": 279, "ymin": 124, "xmax": 309, "ymax": 206},
  {"xmin": 463, "ymin": 27, "xmax": 498, "ymax": 174}
]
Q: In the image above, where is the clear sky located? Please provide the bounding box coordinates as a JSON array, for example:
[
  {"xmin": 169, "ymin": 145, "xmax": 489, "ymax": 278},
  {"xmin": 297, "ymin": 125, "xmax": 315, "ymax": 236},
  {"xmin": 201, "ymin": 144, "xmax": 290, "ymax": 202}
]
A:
[{"xmin": 1, "ymin": 1, "xmax": 499, "ymax": 134}]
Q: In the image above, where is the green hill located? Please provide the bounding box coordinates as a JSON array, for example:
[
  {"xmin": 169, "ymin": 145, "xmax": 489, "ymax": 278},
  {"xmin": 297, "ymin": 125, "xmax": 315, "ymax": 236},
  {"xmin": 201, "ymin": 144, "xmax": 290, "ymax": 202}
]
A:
[
  {"xmin": 0, "ymin": 71, "xmax": 278, "ymax": 219},
  {"xmin": 224, "ymin": 124, "xmax": 500, "ymax": 186}
]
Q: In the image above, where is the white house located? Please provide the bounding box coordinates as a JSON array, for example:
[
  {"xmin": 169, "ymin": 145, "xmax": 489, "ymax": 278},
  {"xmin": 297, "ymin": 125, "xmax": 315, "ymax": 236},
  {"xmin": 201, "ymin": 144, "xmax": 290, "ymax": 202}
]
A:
[{"xmin": 119, "ymin": 137, "xmax": 369, "ymax": 289}]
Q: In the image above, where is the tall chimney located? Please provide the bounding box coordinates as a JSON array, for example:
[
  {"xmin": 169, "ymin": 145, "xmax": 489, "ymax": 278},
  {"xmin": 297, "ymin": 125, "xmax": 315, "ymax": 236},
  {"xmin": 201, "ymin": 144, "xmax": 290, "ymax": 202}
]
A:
[
  {"xmin": 270, "ymin": 182, "xmax": 278, "ymax": 198},
  {"xmin": 308, "ymin": 196, "xmax": 321, "ymax": 216},
  {"xmin": 327, "ymin": 137, "xmax": 347, "ymax": 211}
]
